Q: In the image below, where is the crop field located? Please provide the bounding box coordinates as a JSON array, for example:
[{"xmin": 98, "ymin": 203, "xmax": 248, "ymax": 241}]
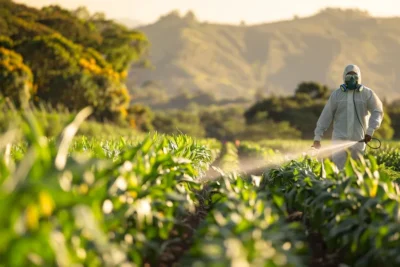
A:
[{"xmin": 1, "ymin": 110, "xmax": 400, "ymax": 267}]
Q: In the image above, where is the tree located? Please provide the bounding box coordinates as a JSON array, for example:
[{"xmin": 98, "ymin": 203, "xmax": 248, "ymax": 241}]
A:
[
  {"xmin": 127, "ymin": 104, "xmax": 154, "ymax": 131},
  {"xmin": 239, "ymin": 121, "xmax": 301, "ymax": 141},
  {"xmin": 15, "ymin": 34, "xmax": 79, "ymax": 95},
  {"xmin": 245, "ymin": 83, "xmax": 331, "ymax": 139},
  {"xmin": 73, "ymin": 6, "xmax": 90, "ymax": 20},
  {"xmin": 0, "ymin": 47, "xmax": 33, "ymax": 107},
  {"xmin": 38, "ymin": 6, "xmax": 103, "ymax": 48},
  {"xmin": 89, "ymin": 18, "xmax": 149, "ymax": 72},
  {"xmin": 200, "ymin": 107, "xmax": 245, "ymax": 140},
  {"xmin": 254, "ymin": 87, "xmax": 267, "ymax": 101},
  {"xmin": 0, "ymin": 1, "xmax": 150, "ymax": 124},
  {"xmin": 1, "ymin": 2, "xmax": 148, "ymax": 74},
  {"xmin": 152, "ymin": 110, "xmax": 205, "ymax": 137},
  {"xmin": 389, "ymin": 110, "xmax": 400, "ymax": 139},
  {"xmin": 16, "ymin": 34, "xmax": 130, "ymax": 121},
  {"xmin": 374, "ymin": 111, "xmax": 394, "ymax": 140},
  {"xmin": 295, "ymin": 81, "xmax": 330, "ymax": 100},
  {"xmin": 0, "ymin": 36, "xmax": 13, "ymax": 49}
]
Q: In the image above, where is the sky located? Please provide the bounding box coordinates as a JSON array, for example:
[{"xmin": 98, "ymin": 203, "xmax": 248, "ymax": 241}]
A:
[{"xmin": 15, "ymin": 0, "xmax": 400, "ymax": 25}]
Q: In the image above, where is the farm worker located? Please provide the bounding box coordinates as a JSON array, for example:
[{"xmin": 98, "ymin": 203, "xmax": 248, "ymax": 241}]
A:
[{"xmin": 312, "ymin": 64, "xmax": 384, "ymax": 169}]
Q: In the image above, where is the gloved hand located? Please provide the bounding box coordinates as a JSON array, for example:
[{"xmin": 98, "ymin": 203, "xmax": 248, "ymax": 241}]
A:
[
  {"xmin": 364, "ymin": 134, "xmax": 372, "ymax": 143},
  {"xmin": 312, "ymin": 141, "xmax": 321, "ymax": 149}
]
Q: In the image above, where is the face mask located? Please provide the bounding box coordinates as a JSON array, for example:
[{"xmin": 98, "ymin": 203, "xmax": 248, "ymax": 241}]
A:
[{"xmin": 345, "ymin": 74, "xmax": 358, "ymax": 90}]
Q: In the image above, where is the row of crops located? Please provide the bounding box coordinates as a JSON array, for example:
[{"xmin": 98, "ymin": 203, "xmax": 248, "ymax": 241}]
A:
[
  {"xmin": 1, "ymin": 110, "xmax": 400, "ymax": 266},
  {"xmin": 0, "ymin": 110, "xmax": 223, "ymax": 266}
]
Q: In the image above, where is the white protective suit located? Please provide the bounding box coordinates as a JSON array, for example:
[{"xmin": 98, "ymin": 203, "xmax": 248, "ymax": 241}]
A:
[{"xmin": 314, "ymin": 64, "xmax": 384, "ymax": 169}]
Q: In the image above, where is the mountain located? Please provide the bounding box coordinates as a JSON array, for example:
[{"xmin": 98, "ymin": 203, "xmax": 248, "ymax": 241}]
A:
[{"xmin": 133, "ymin": 8, "xmax": 400, "ymax": 100}]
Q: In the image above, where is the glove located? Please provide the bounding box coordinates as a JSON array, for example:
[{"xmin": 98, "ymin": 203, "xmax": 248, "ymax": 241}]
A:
[
  {"xmin": 364, "ymin": 134, "xmax": 372, "ymax": 143},
  {"xmin": 312, "ymin": 141, "xmax": 321, "ymax": 149}
]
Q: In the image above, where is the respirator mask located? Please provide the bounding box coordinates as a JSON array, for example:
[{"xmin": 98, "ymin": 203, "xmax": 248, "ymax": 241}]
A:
[{"xmin": 344, "ymin": 73, "xmax": 358, "ymax": 90}]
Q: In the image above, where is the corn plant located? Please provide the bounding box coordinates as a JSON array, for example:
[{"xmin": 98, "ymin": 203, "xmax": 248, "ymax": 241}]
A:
[
  {"xmin": 181, "ymin": 172, "xmax": 308, "ymax": 267},
  {"xmin": 370, "ymin": 145, "xmax": 400, "ymax": 172},
  {"xmin": 263, "ymin": 155, "xmax": 400, "ymax": 267},
  {"xmin": 0, "ymin": 108, "xmax": 220, "ymax": 266}
]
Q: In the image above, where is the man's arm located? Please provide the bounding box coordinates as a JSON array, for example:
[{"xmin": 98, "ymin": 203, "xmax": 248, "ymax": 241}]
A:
[
  {"xmin": 366, "ymin": 90, "xmax": 384, "ymax": 137},
  {"xmin": 314, "ymin": 92, "xmax": 337, "ymax": 142}
]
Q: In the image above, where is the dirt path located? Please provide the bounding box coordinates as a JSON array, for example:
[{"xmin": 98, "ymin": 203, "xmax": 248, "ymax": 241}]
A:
[
  {"xmin": 149, "ymin": 147, "xmax": 227, "ymax": 266},
  {"xmin": 155, "ymin": 191, "xmax": 209, "ymax": 266}
]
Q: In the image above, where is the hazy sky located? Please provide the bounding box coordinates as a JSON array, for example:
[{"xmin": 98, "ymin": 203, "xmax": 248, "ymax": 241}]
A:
[{"xmin": 15, "ymin": 0, "xmax": 400, "ymax": 24}]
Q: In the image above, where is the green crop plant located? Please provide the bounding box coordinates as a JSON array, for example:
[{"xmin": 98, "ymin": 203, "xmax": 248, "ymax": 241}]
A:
[
  {"xmin": 263, "ymin": 155, "xmax": 400, "ymax": 267},
  {"xmin": 0, "ymin": 108, "xmax": 220, "ymax": 266},
  {"xmin": 181, "ymin": 172, "xmax": 308, "ymax": 267}
]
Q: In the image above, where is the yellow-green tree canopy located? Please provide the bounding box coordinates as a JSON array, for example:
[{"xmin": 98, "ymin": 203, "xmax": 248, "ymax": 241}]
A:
[
  {"xmin": 0, "ymin": 1, "xmax": 149, "ymax": 122},
  {"xmin": 16, "ymin": 34, "xmax": 130, "ymax": 120},
  {"xmin": 0, "ymin": 46, "xmax": 33, "ymax": 107}
]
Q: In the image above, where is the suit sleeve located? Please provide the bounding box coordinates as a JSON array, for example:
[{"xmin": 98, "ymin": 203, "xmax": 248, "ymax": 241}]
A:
[
  {"xmin": 314, "ymin": 92, "xmax": 337, "ymax": 141},
  {"xmin": 366, "ymin": 91, "xmax": 384, "ymax": 136}
]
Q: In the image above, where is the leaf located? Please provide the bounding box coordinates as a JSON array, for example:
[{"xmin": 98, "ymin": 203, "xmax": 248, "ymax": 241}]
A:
[
  {"xmin": 328, "ymin": 219, "xmax": 357, "ymax": 239},
  {"xmin": 358, "ymin": 198, "xmax": 379, "ymax": 219}
]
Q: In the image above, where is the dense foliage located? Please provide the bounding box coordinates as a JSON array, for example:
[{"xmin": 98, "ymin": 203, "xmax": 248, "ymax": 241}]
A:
[
  {"xmin": 0, "ymin": 108, "xmax": 220, "ymax": 266},
  {"xmin": 262, "ymin": 155, "xmax": 400, "ymax": 266},
  {"xmin": 0, "ymin": 46, "xmax": 33, "ymax": 107},
  {"xmin": 0, "ymin": 0, "xmax": 148, "ymax": 123}
]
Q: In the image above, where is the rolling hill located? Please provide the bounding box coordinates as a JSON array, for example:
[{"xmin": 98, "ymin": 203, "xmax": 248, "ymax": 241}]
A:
[{"xmin": 133, "ymin": 8, "xmax": 400, "ymax": 100}]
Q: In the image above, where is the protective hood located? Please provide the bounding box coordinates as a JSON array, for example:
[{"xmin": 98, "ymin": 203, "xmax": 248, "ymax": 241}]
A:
[{"xmin": 342, "ymin": 64, "xmax": 362, "ymax": 84}]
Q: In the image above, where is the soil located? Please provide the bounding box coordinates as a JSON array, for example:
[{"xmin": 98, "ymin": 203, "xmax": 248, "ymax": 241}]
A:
[
  {"xmin": 152, "ymin": 191, "xmax": 209, "ymax": 267},
  {"xmin": 146, "ymin": 155, "xmax": 225, "ymax": 266},
  {"xmin": 287, "ymin": 211, "xmax": 344, "ymax": 267}
]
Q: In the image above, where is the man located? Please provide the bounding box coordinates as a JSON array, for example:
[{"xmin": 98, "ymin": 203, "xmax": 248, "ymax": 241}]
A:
[{"xmin": 312, "ymin": 64, "xmax": 384, "ymax": 169}]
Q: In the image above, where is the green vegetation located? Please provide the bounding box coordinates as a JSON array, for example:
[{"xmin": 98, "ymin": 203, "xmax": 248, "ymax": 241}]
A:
[
  {"xmin": 0, "ymin": 99, "xmax": 143, "ymax": 139},
  {"xmin": 263, "ymin": 156, "xmax": 400, "ymax": 266},
  {"xmin": 0, "ymin": 108, "xmax": 219, "ymax": 266},
  {"xmin": 181, "ymin": 172, "xmax": 308, "ymax": 267},
  {"xmin": 0, "ymin": 46, "xmax": 33, "ymax": 107},
  {"xmin": 0, "ymin": 0, "xmax": 148, "ymax": 125},
  {"xmin": 1, "ymin": 107, "xmax": 400, "ymax": 266},
  {"xmin": 2, "ymin": 2, "xmax": 400, "ymax": 265}
]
